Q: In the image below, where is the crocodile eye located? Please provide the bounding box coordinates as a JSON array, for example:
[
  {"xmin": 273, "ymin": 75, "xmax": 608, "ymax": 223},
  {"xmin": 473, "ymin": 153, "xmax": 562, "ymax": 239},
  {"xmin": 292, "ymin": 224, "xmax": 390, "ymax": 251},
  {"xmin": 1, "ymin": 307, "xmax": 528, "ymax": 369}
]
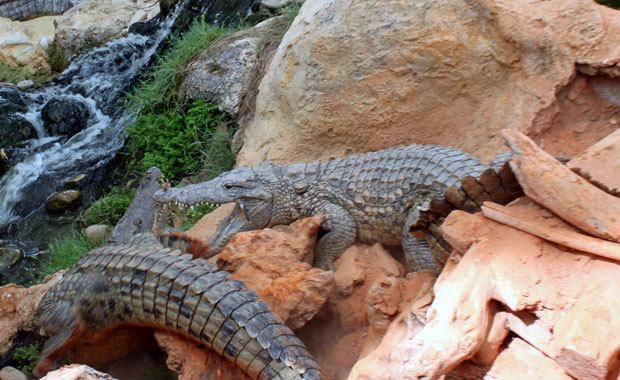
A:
[{"xmin": 223, "ymin": 183, "xmax": 234, "ymax": 189}]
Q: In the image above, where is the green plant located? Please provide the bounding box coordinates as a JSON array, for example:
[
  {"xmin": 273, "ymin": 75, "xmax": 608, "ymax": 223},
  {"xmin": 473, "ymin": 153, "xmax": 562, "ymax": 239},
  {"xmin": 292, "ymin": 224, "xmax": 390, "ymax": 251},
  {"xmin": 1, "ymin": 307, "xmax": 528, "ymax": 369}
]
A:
[
  {"xmin": 39, "ymin": 230, "xmax": 105, "ymax": 278},
  {"xmin": 126, "ymin": 100, "xmax": 231, "ymax": 180},
  {"xmin": 82, "ymin": 187, "xmax": 136, "ymax": 226},
  {"xmin": 0, "ymin": 62, "xmax": 56, "ymax": 85},
  {"xmin": 13, "ymin": 343, "xmax": 41, "ymax": 373}
]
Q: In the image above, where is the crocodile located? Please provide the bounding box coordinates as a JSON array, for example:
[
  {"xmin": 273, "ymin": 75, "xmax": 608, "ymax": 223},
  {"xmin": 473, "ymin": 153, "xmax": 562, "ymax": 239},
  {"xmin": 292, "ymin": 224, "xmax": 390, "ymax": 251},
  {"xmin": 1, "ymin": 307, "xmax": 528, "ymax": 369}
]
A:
[
  {"xmin": 153, "ymin": 144, "xmax": 490, "ymax": 272},
  {"xmin": 33, "ymin": 232, "xmax": 324, "ymax": 380},
  {"xmin": 0, "ymin": 0, "xmax": 83, "ymax": 21}
]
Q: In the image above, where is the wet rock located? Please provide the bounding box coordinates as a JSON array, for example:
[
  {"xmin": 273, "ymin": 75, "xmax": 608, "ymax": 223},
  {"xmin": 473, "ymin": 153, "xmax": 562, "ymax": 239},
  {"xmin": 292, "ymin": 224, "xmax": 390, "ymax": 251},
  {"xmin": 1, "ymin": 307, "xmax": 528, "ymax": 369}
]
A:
[
  {"xmin": 41, "ymin": 98, "xmax": 90, "ymax": 137},
  {"xmin": 0, "ymin": 366, "xmax": 27, "ymax": 380},
  {"xmin": 215, "ymin": 216, "xmax": 333, "ymax": 329},
  {"xmin": 237, "ymin": 0, "xmax": 620, "ymax": 166},
  {"xmin": 0, "ymin": 148, "xmax": 9, "ymax": 177},
  {"xmin": 15, "ymin": 80, "xmax": 33, "ymax": 91},
  {"xmin": 63, "ymin": 174, "xmax": 87, "ymax": 189},
  {"xmin": 0, "ymin": 16, "xmax": 56, "ymax": 74},
  {"xmin": 84, "ymin": 225, "xmax": 109, "ymax": 244},
  {"xmin": 0, "ymin": 86, "xmax": 37, "ymax": 147},
  {"xmin": 45, "ymin": 190, "xmax": 81, "ymax": 213},
  {"xmin": 0, "ymin": 247, "xmax": 21, "ymax": 271}
]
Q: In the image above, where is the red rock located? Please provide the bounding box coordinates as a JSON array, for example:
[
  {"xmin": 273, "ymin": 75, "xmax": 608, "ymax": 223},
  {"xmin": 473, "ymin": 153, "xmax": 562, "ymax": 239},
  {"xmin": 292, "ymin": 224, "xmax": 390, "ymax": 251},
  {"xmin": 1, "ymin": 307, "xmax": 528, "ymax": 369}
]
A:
[{"xmin": 216, "ymin": 216, "xmax": 333, "ymax": 330}]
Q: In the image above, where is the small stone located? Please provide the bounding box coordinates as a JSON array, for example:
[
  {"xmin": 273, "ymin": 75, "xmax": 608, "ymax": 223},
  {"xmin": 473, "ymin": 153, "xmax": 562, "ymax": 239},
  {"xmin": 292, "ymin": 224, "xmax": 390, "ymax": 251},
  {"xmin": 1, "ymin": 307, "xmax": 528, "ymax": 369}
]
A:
[
  {"xmin": 0, "ymin": 248, "xmax": 22, "ymax": 270},
  {"xmin": 84, "ymin": 225, "xmax": 109, "ymax": 245},
  {"xmin": 262, "ymin": 0, "xmax": 292, "ymax": 8},
  {"xmin": 45, "ymin": 190, "xmax": 82, "ymax": 213},
  {"xmin": 16, "ymin": 80, "xmax": 34, "ymax": 91},
  {"xmin": 0, "ymin": 366, "xmax": 27, "ymax": 380},
  {"xmin": 64, "ymin": 174, "xmax": 87, "ymax": 189}
]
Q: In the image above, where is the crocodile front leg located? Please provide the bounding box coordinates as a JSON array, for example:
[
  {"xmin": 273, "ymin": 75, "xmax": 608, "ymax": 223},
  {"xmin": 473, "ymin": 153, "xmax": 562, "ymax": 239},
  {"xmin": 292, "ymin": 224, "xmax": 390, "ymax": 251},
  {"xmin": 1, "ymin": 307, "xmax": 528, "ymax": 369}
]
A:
[
  {"xmin": 312, "ymin": 203, "xmax": 356, "ymax": 270},
  {"xmin": 403, "ymin": 210, "xmax": 441, "ymax": 273}
]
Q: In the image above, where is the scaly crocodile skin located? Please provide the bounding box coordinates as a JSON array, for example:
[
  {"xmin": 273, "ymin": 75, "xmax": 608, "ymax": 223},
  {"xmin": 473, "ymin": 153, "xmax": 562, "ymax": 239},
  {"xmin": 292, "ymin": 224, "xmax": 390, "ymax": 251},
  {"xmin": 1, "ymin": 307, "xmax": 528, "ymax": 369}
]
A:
[
  {"xmin": 0, "ymin": 0, "xmax": 81, "ymax": 21},
  {"xmin": 34, "ymin": 232, "xmax": 324, "ymax": 380},
  {"xmin": 153, "ymin": 144, "xmax": 489, "ymax": 271}
]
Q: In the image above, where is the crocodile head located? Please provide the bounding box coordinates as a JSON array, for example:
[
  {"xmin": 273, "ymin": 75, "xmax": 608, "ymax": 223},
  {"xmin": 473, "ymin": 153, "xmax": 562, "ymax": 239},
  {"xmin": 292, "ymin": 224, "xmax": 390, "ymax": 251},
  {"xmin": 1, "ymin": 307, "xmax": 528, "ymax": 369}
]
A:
[{"xmin": 153, "ymin": 163, "xmax": 280, "ymax": 255}]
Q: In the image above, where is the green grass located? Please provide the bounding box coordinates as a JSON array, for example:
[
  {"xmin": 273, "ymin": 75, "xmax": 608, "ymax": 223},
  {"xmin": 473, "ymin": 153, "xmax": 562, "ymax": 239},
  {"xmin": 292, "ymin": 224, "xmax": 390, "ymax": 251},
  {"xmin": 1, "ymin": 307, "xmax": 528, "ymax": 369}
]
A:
[
  {"xmin": 39, "ymin": 231, "xmax": 105, "ymax": 278},
  {"xmin": 12, "ymin": 343, "xmax": 41, "ymax": 373},
  {"xmin": 82, "ymin": 187, "xmax": 136, "ymax": 226},
  {"xmin": 124, "ymin": 18, "xmax": 238, "ymax": 183}
]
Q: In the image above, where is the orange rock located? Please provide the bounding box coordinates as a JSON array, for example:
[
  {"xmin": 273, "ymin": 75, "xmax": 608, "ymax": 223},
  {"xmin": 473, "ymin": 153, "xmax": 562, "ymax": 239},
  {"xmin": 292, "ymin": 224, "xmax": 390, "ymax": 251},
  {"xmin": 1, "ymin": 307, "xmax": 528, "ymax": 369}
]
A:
[
  {"xmin": 568, "ymin": 129, "xmax": 620, "ymax": 195},
  {"xmin": 0, "ymin": 273, "xmax": 62, "ymax": 355},
  {"xmin": 216, "ymin": 216, "xmax": 333, "ymax": 330},
  {"xmin": 154, "ymin": 331, "xmax": 249, "ymax": 380},
  {"xmin": 40, "ymin": 364, "xmax": 117, "ymax": 380},
  {"xmin": 329, "ymin": 244, "xmax": 405, "ymax": 332}
]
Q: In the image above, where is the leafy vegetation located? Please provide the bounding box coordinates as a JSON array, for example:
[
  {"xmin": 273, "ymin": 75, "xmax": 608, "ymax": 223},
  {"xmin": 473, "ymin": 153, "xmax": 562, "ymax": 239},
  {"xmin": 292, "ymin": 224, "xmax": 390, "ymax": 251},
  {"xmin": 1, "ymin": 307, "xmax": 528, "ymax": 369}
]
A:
[
  {"xmin": 124, "ymin": 18, "xmax": 238, "ymax": 183},
  {"xmin": 82, "ymin": 187, "xmax": 136, "ymax": 226},
  {"xmin": 39, "ymin": 231, "xmax": 105, "ymax": 278},
  {"xmin": 12, "ymin": 343, "xmax": 41, "ymax": 373},
  {"xmin": 596, "ymin": 0, "xmax": 620, "ymax": 8}
]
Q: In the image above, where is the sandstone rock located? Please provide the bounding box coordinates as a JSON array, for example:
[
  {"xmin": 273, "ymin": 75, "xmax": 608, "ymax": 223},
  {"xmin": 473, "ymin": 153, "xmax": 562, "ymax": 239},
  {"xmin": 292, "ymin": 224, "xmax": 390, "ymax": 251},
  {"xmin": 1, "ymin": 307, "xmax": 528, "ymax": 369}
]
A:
[
  {"xmin": 0, "ymin": 366, "xmax": 27, "ymax": 380},
  {"xmin": 41, "ymin": 98, "xmax": 90, "ymax": 137},
  {"xmin": 237, "ymin": 0, "xmax": 620, "ymax": 166},
  {"xmin": 0, "ymin": 16, "xmax": 56, "ymax": 74},
  {"xmin": 216, "ymin": 216, "xmax": 333, "ymax": 329},
  {"xmin": 183, "ymin": 17, "xmax": 283, "ymax": 116},
  {"xmin": 0, "ymin": 273, "xmax": 62, "ymax": 356},
  {"xmin": 84, "ymin": 224, "xmax": 109, "ymax": 244},
  {"xmin": 54, "ymin": 0, "xmax": 159, "ymax": 58},
  {"xmin": 329, "ymin": 244, "xmax": 405, "ymax": 332},
  {"xmin": 154, "ymin": 330, "xmax": 249, "ymax": 380},
  {"xmin": 40, "ymin": 365, "xmax": 117, "ymax": 380},
  {"xmin": 45, "ymin": 190, "xmax": 81, "ymax": 213}
]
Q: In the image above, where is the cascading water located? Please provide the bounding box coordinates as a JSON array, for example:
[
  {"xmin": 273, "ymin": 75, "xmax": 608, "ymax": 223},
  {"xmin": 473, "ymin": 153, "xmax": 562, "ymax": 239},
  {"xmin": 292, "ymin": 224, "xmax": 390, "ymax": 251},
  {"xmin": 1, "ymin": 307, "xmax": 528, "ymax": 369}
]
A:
[{"xmin": 0, "ymin": 2, "xmax": 194, "ymax": 228}]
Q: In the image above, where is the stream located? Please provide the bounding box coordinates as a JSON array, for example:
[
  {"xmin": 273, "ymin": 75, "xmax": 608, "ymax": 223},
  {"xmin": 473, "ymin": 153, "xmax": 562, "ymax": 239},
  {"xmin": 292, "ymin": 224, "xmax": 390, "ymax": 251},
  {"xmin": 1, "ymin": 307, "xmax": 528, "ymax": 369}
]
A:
[{"xmin": 0, "ymin": 0, "xmax": 260, "ymax": 286}]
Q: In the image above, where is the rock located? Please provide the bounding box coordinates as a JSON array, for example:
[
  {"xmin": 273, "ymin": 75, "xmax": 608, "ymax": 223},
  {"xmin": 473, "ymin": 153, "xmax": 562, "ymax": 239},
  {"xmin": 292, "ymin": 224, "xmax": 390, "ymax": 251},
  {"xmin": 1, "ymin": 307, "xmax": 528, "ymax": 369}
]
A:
[
  {"xmin": 329, "ymin": 244, "xmax": 405, "ymax": 332},
  {"xmin": 45, "ymin": 190, "xmax": 81, "ymax": 213},
  {"xmin": 184, "ymin": 35, "xmax": 259, "ymax": 116},
  {"xmin": 39, "ymin": 365, "xmax": 117, "ymax": 380},
  {"xmin": 15, "ymin": 80, "xmax": 33, "ymax": 90},
  {"xmin": 0, "ymin": 148, "xmax": 9, "ymax": 177},
  {"xmin": 154, "ymin": 330, "xmax": 249, "ymax": 380},
  {"xmin": 108, "ymin": 167, "xmax": 160, "ymax": 245},
  {"xmin": 237, "ymin": 0, "xmax": 620, "ymax": 166},
  {"xmin": 63, "ymin": 173, "xmax": 87, "ymax": 189},
  {"xmin": 0, "ymin": 273, "xmax": 62, "ymax": 356},
  {"xmin": 84, "ymin": 224, "xmax": 108, "ymax": 244},
  {"xmin": 0, "ymin": 247, "xmax": 21, "ymax": 270},
  {"xmin": 0, "ymin": 367, "xmax": 27, "ymax": 380},
  {"xmin": 215, "ymin": 216, "xmax": 333, "ymax": 329},
  {"xmin": 41, "ymin": 98, "xmax": 90, "ymax": 137},
  {"xmin": 53, "ymin": 0, "xmax": 160, "ymax": 58},
  {"xmin": 183, "ymin": 17, "xmax": 284, "ymax": 116},
  {"xmin": 0, "ymin": 16, "xmax": 56, "ymax": 74},
  {"xmin": 0, "ymin": 86, "xmax": 37, "ymax": 147},
  {"xmin": 262, "ymin": 0, "xmax": 291, "ymax": 8}
]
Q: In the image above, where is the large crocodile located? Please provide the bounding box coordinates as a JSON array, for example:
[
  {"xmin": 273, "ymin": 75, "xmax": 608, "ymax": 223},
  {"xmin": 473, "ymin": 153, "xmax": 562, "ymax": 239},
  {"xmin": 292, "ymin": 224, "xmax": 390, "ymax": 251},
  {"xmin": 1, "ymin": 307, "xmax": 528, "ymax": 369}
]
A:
[
  {"xmin": 153, "ymin": 144, "xmax": 491, "ymax": 272},
  {"xmin": 0, "ymin": 0, "xmax": 83, "ymax": 21},
  {"xmin": 33, "ymin": 232, "xmax": 324, "ymax": 380}
]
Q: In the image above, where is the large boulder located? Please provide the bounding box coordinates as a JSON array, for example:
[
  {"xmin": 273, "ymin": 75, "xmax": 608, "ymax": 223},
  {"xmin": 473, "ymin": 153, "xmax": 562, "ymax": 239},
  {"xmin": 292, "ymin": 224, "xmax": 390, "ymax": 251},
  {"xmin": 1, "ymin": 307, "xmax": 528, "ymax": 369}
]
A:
[
  {"xmin": 0, "ymin": 16, "xmax": 56, "ymax": 74},
  {"xmin": 53, "ymin": 0, "xmax": 159, "ymax": 58},
  {"xmin": 237, "ymin": 0, "xmax": 620, "ymax": 166}
]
